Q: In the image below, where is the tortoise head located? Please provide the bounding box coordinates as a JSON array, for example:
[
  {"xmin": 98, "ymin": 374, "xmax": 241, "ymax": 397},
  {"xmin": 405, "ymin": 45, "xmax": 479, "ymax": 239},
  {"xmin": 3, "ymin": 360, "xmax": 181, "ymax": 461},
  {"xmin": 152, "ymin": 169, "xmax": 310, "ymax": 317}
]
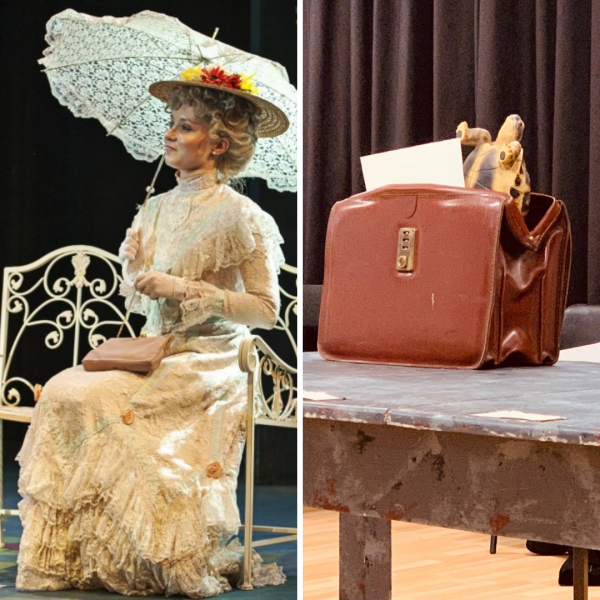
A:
[{"xmin": 496, "ymin": 114, "xmax": 524, "ymax": 144}]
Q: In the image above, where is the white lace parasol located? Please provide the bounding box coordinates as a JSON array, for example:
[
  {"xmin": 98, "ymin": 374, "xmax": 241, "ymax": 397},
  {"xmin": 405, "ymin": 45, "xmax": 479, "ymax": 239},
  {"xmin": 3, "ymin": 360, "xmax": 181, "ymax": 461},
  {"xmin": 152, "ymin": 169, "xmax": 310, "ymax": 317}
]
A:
[{"xmin": 40, "ymin": 9, "xmax": 297, "ymax": 193}]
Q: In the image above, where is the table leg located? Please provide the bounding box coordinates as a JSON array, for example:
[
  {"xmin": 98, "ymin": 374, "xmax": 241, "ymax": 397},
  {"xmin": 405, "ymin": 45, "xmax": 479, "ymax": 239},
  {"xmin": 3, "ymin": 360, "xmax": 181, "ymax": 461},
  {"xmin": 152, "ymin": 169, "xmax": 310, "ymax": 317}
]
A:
[
  {"xmin": 339, "ymin": 513, "xmax": 391, "ymax": 600},
  {"xmin": 573, "ymin": 548, "xmax": 589, "ymax": 600}
]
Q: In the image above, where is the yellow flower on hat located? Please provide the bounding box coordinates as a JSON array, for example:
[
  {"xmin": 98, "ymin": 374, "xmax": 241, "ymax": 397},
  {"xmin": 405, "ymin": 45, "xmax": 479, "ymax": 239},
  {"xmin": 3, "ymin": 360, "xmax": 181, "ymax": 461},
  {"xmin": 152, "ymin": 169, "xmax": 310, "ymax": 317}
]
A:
[
  {"xmin": 239, "ymin": 72, "xmax": 260, "ymax": 95},
  {"xmin": 180, "ymin": 66, "xmax": 203, "ymax": 82}
]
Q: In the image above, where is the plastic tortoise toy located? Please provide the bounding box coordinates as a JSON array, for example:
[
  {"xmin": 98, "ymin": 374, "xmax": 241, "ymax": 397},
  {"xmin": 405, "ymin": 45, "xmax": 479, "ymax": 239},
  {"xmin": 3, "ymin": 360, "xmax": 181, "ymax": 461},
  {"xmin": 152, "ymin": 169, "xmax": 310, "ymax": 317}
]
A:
[{"xmin": 456, "ymin": 114, "xmax": 531, "ymax": 215}]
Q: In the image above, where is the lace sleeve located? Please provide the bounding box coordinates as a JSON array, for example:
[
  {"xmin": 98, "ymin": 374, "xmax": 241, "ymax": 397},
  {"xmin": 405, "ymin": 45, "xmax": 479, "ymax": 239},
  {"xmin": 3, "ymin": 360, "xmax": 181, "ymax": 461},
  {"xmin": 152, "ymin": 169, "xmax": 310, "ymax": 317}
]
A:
[
  {"xmin": 179, "ymin": 281, "xmax": 225, "ymax": 328},
  {"xmin": 222, "ymin": 232, "xmax": 281, "ymax": 330},
  {"xmin": 179, "ymin": 232, "xmax": 281, "ymax": 330}
]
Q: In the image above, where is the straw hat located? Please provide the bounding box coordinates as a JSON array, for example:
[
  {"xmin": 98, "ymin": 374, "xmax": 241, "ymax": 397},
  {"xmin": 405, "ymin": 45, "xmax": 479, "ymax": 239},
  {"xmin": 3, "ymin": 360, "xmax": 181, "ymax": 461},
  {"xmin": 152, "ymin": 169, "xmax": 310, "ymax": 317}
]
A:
[{"xmin": 149, "ymin": 65, "xmax": 289, "ymax": 138}]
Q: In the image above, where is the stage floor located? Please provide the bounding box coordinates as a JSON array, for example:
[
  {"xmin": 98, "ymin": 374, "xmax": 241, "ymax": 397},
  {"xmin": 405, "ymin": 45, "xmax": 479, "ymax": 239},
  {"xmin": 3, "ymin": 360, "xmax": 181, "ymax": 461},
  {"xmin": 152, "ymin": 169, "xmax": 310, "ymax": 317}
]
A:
[
  {"xmin": 304, "ymin": 508, "xmax": 600, "ymax": 600},
  {"xmin": 0, "ymin": 464, "xmax": 297, "ymax": 599}
]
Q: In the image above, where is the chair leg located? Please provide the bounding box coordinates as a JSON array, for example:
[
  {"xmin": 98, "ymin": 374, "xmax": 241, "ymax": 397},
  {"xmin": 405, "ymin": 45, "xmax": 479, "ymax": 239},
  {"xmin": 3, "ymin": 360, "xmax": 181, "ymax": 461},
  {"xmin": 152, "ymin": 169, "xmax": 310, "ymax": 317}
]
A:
[
  {"xmin": 573, "ymin": 547, "xmax": 589, "ymax": 600},
  {"xmin": 240, "ymin": 404, "xmax": 256, "ymax": 590},
  {"xmin": 490, "ymin": 535, "xmax": 497, "ymax": 554}
]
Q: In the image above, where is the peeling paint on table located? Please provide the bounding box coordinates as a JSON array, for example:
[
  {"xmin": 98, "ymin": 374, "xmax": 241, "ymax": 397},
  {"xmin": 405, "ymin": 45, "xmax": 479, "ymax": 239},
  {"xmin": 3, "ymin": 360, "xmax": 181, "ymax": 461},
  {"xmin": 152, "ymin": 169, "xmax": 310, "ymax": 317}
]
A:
[{"xmin": 303, "ymin": 353, "xmax": 600, "ymax": 600}]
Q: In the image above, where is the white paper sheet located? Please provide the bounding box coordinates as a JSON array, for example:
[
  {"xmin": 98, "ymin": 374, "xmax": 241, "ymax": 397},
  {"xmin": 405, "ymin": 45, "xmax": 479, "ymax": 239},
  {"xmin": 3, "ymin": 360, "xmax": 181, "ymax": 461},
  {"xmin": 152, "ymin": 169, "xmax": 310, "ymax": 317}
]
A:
[
  {"xmin": 470, "ymin": 410, "xmax": 565, "ymax": 422},
  {"xmin": 360, "ymin": 138, "xmax": 465, "ymax": 191},
  {"xmin": 558, "ymin": 342, "xmax": 600, "ymax": 363}
]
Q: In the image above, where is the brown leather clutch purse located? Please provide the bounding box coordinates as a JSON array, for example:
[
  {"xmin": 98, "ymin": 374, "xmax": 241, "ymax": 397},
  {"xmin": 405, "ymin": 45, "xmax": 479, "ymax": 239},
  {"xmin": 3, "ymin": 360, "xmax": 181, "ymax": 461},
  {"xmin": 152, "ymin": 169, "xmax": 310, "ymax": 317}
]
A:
[
  {"xmin": 82, "ymin": 335, "xmax": 174, "ymax": 374},
  {"xmin": 318, "ymin": 184, "xmax": 572, "ymax": 369}
]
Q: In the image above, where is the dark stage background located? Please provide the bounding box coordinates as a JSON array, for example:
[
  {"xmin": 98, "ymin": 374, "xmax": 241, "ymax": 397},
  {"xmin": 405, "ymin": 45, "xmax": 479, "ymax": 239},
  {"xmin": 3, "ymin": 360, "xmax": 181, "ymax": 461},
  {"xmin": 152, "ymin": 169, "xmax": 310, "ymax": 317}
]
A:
[
  {"xmin": 0, "ymin": 0, "xmax": 297, "ymax": 484},
  {"xmin": 304, "ymin": 0, "xmax": 600, "ymax": 308}
]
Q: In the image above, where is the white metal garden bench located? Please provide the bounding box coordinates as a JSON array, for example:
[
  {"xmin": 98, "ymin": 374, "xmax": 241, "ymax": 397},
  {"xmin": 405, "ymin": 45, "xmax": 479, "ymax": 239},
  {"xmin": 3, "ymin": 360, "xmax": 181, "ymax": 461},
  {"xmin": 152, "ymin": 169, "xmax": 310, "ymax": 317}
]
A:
[{"xmin": 0, "ymin": 245, "xmax": 297, "ymax": 590}]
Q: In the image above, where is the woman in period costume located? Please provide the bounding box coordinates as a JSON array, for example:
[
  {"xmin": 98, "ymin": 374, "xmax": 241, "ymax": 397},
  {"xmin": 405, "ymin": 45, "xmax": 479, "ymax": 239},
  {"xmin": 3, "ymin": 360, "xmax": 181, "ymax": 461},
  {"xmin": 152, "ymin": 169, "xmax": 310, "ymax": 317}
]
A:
[{"xmin": 16, "ymin": 65, "xmax": 289, "ymax": 598}]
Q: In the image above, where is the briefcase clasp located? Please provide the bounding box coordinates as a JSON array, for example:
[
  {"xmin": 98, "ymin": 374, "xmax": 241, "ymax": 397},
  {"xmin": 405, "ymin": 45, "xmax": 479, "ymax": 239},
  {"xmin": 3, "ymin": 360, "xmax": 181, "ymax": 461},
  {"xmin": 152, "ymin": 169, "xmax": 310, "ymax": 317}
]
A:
[{"xmin": 397, "ymin": 227, "xmax": 416, "ymax": 272}]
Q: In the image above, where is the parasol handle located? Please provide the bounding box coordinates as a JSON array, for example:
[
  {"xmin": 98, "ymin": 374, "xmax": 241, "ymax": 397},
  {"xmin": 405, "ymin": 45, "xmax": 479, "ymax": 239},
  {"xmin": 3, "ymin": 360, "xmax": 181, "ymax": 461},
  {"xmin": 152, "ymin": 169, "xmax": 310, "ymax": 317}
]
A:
[{"xmin": 143, "ymin": 153, "xmax": 166, "ymax": 206}]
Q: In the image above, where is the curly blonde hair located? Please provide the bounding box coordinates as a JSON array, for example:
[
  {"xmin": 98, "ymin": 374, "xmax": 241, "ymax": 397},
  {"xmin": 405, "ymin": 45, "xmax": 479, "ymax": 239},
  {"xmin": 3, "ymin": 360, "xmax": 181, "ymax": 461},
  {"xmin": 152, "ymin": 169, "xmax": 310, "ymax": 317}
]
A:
[{"xmin": 167, "ymin": 86, "xmax": 260, "ymax": 184}]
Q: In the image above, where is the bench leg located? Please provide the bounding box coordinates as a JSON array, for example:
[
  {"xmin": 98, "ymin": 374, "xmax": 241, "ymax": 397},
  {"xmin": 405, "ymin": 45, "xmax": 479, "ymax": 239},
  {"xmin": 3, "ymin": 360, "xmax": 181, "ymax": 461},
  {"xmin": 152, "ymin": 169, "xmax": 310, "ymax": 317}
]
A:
[
  {"xmin": 339, "ymin": 513, "xmax": 391, "ymax": 600},
  {"xmin": 573, "ymin": 548, "xmax": 588, "ymax": 600},
  {"xmin": 0, "ymin": 420, "xmax": 4, "ymax": 549}
]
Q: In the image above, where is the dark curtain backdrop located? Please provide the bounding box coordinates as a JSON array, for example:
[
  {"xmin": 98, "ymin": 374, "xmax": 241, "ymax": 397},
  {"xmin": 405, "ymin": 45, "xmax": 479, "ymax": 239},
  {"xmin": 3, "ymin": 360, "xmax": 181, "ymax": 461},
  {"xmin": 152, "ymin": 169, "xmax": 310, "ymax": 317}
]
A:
[
  {"xmin": 0, "ymin": 0, "xmax": 297, "ymax": 484},
  {"xmin": 304, "ymin": 0, "xmax": 600, "ymax": 306}
]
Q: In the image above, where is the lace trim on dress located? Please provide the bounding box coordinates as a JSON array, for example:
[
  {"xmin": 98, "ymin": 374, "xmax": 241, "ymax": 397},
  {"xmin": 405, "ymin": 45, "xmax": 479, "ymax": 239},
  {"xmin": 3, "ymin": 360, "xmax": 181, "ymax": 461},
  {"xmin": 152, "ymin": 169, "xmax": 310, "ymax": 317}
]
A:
[
  {"xmin": 17, "ymin": 398, "xmax": 286, "ymax": 595},
  {"xmin": 195, "ymin": 193, "xmax": 286, "ymax": 275},
  {"xmin": 153, "ymin": 181, "xmax": 285, "ymax": 276},
  {"xmin": 175, "ymin": 171, "xmax": 219, "ymax": 194},
  {"xmin": 180, "ymin": 282, "xmax": 225, "ymax": 329},
  {"xmin": 17, "ymin": 405, "xmax": 285, "ymax": 596}
]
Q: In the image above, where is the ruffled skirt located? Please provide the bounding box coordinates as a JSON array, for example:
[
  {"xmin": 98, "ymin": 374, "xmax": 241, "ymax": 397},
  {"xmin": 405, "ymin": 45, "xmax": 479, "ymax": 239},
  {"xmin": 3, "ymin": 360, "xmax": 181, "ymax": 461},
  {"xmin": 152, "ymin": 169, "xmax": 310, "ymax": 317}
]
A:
[{"xmin": 16, "ymin": 338, "xmax": 285, "ymax": 597}]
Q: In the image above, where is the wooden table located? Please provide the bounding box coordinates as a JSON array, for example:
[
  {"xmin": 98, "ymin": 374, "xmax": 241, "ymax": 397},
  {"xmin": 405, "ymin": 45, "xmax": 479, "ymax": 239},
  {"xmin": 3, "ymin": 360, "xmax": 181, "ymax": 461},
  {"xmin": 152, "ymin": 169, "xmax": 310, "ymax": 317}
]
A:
[{"xmin": 303, "ymin": 353, "xmax": 600, "ymax": 600}]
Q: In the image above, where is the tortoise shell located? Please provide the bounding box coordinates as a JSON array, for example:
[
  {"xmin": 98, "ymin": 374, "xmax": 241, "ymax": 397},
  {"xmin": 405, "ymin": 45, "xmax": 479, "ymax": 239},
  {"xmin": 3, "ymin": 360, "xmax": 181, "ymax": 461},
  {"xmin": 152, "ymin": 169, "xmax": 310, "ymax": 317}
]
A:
[{"xmin": 457, "ymin": 114, "xmax": 531, "ymax": 215}]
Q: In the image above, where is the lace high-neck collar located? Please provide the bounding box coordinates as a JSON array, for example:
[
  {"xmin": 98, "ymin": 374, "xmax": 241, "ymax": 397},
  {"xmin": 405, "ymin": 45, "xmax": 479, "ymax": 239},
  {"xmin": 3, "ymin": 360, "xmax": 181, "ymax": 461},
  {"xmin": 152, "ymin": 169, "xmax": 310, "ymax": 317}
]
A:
[{"xmin": 175, "ymin": 171, "xmax": 219, "ymax": 194}]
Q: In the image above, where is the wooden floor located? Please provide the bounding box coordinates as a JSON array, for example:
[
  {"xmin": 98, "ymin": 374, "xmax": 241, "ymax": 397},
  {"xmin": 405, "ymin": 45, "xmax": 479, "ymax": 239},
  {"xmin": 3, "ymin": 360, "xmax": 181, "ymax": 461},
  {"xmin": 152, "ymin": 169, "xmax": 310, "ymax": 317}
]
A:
[{"xmin": 304, "ymin": 509, "xmax": 600, "ymax": 599}]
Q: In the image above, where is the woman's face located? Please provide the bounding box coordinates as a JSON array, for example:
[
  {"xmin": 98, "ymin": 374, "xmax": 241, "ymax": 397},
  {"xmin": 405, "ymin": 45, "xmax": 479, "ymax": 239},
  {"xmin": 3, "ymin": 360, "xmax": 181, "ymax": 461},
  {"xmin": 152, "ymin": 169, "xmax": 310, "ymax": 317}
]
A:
[{"xmin": 164, "ymin": 104, "xmax": 229, "ymax": 176}]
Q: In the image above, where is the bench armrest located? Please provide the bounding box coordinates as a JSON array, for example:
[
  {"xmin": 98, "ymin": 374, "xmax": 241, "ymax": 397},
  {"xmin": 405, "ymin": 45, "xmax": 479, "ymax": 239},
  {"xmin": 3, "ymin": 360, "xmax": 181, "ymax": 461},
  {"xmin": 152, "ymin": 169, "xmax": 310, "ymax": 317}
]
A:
[{"xmin": 238, "ymin": 334, "xmax": 297, "ymax": 425}]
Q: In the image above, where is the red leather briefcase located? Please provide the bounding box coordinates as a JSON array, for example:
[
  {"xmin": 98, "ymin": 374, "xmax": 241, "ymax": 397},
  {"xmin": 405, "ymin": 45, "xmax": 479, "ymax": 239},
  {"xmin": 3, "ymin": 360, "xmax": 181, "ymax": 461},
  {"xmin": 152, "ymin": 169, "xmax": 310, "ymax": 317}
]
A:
[{"xmin": 318, "ymin": 184, "xmax": 572, "ymax": 369}]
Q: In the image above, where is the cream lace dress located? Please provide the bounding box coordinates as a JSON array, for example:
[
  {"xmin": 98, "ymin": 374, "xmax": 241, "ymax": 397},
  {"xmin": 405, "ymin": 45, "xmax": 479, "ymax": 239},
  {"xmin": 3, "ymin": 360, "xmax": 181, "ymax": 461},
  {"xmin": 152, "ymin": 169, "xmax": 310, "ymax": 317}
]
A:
[{"xmin": 16, "ymin": 172, "xmax": 287, "ymax": 597}]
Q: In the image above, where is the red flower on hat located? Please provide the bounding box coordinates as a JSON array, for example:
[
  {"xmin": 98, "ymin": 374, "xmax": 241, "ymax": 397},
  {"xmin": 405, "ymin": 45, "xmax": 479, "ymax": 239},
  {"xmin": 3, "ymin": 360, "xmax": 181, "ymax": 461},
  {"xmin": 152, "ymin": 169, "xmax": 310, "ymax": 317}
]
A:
[
  {"xmin": 180, "ymin": 65, "xmax": 259, "ymax": 95},
  {"xmin": 201, "ymin": 66, "xmax": 243, "ymax": 90}
]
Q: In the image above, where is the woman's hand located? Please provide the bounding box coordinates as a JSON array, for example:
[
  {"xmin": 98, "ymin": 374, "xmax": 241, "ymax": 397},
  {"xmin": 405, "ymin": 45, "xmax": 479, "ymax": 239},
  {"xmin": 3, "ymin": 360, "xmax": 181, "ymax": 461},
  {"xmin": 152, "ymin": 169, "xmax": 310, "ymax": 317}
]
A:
[
  {"xmin": 119, "ymin": 229, "xmax": 143, "ymax": 264},
  {"xmin": 134, "ymin": 271, "xmax": 186, "ymax": 300}
]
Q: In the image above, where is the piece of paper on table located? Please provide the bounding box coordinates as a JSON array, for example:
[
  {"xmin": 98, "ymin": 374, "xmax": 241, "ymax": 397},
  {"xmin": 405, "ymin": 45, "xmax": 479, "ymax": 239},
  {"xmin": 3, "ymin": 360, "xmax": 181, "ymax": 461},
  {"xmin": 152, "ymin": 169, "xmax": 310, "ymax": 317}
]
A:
[
  {"xmin": 303, "ymin": 391, "xmax": 344, "ymax": 401},
  {"xmin": 558, "ymin": 342, "xmax": 600, "ymax": 363},
  {"xmin": 360, "ymin": 138, "xmax": 465, "ymax": 191},
  {"xmin": 470, "ymin": 410, "xmax": 565, "ymax": 422}
]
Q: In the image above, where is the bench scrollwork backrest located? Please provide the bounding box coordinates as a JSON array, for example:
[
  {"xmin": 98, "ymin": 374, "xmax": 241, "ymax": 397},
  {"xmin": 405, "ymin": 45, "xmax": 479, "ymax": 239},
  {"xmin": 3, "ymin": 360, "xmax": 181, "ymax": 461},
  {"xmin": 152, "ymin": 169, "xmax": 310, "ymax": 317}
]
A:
[{"xmin": 0, "ymin": 245, "xmax": 134, "ymax": 407}]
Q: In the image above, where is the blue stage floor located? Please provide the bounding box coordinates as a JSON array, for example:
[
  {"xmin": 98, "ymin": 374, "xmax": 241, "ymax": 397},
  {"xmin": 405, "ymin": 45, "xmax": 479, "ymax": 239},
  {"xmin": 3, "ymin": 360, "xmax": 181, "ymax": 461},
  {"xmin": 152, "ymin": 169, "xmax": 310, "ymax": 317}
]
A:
[{"xmin": 0, "ymin": 464, "xmax": 297, "ymax": 599}]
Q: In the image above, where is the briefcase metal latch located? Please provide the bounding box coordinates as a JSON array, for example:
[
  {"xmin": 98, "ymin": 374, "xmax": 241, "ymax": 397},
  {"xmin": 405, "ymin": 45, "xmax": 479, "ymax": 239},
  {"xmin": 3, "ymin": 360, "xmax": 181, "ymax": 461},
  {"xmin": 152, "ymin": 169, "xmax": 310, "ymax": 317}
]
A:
[{"xmin": 397, "ymin": 227, "xmax": 416, "ymax": 272}]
